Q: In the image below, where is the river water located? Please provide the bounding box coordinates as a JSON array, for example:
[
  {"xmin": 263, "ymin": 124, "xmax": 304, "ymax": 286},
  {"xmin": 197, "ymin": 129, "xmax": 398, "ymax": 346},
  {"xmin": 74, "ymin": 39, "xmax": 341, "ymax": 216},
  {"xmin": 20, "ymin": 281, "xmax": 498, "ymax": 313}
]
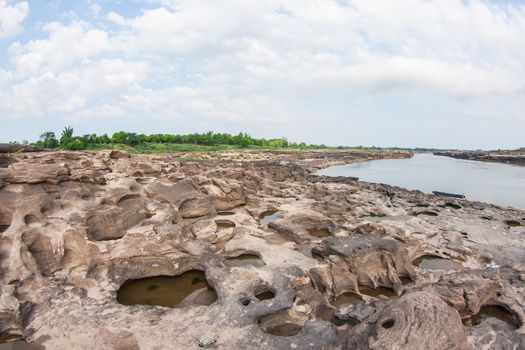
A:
[{"xmin": 317, "ymin": 153, "xmax": 525, "ymax": 210}]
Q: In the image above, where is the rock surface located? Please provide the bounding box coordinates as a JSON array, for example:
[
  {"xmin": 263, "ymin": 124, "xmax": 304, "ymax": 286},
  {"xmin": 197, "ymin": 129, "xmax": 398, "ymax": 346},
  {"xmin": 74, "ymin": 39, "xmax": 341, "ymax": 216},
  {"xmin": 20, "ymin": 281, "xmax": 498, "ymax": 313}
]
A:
[
  {"xmin": 435, "ymin": 150, "xmax": 525, "ymax": 166},
  {"xmin": 0, "ymin": 149, "xmax": 523, "ymax": 349}
]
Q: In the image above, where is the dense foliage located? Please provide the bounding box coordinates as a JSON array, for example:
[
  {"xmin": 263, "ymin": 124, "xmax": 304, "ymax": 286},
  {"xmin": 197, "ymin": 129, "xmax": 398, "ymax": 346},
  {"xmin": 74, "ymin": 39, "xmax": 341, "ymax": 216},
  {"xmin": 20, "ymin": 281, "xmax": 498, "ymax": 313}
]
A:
[{"xmin": 34, "ymin": 127, "xmax": 328, "ymax": 151}]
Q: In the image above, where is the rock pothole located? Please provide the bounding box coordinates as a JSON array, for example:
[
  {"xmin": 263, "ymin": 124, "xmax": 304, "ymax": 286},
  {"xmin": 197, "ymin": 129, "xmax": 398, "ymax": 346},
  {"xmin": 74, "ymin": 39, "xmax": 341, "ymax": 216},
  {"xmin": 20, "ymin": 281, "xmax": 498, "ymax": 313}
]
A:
[
  {"xmin": 215, "ymin": 220, "xmax": 235, "ymax": 229},
  {"xmin": 116, "ymin": 270, "xmax": 217, "ymax": 308},
  {"xmin": 0, "ymin": 205, "xmax": 11, "ymax": 233},
  {"xmin": 334, "ymin": 292, "xmax": 363, "ymax": 307},
  {"xmin": 259, "ymin": 210, "xmax": 280, "ymax": 226},
  {"xmin": 258, "ymin": 309, "xmax": 306, "ymax": 337},
  {"xmin": 359, "ymin": 286, "xmax": 396, "ymax": 299},
  {"xmin": 413, "ymin": 255, "xmax": 463, "ymax": 271},
  {"xmin": 306, "ymin": 228, "xmax": 331, "ymax": 238},
  {"xmin": 254, "ymin": 285, "xmax": 275, "ymax": 301},
  {"xmin": 463, "ymin": 305, "xmax": 519, "ymax": 330},
  {"xmin": 224, "ymin": 254, "xmax": 266, "ymax": 268}
]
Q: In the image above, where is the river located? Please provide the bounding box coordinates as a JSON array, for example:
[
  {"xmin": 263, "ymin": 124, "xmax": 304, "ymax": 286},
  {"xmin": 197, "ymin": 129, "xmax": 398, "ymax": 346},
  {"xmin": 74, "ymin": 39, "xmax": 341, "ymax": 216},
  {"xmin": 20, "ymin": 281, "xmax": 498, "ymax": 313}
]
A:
[{"xmin": 317, "ymin": 153, "xmax": 525, "ymax": 209}]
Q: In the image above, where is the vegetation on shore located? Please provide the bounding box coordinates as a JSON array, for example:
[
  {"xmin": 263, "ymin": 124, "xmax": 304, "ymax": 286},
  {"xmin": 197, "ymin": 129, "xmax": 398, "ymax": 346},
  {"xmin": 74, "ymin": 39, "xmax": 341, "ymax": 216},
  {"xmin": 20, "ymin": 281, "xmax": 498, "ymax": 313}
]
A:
[{"xmin": 34, "ymin": 127, "xmax": 336, "ymax": 152}]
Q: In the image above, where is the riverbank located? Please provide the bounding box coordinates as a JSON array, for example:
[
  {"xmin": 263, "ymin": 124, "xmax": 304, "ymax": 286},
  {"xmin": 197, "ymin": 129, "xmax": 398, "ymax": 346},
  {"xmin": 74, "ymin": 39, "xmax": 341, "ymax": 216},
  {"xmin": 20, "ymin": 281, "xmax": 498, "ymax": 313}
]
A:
[
  {"xmin": 0, "ymin": 150, "xmax": 523, "ymax": 349},
  {"xmin": 434, "ymin": 150, "xmax": 525, "ymax": 166}
]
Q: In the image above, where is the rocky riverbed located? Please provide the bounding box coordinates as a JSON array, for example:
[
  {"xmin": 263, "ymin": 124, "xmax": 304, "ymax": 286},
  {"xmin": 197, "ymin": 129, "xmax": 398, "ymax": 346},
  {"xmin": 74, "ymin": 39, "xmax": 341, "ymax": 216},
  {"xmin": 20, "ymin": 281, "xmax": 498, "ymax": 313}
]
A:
[
  {"xmin": 435, "ymin": 150, "xmax": 525, "ymax": 166},
  {"xmin": 0, "ymin": 149, "xmax": 524, "ymax": 349}
]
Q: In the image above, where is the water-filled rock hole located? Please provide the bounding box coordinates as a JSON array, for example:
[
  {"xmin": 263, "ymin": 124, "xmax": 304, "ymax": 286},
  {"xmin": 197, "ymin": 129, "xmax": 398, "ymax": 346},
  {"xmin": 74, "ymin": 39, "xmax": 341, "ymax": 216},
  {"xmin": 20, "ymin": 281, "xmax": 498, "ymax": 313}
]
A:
[
  {"xmin": 413, "ymin": 255, "xmax": 463, "ymax": 271},
  {"xmin": 116, "ymin": 270, "xmax": 217, "ymax": 308},
  {"xmin": 224, "ymin": 254, "xmax": 266, "ymax": 268}
]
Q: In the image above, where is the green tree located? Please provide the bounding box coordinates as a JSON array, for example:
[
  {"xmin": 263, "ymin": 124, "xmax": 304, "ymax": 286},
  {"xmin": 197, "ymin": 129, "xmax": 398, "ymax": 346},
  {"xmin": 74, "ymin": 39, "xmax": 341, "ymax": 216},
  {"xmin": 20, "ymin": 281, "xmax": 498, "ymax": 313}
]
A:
[
  {"xmin": 60, "ymin": 126, "xmax": 74, "ymax": 145},
  {"xmin": 38, "ymin": 132, "xmax": 58, "ymax": 148}
]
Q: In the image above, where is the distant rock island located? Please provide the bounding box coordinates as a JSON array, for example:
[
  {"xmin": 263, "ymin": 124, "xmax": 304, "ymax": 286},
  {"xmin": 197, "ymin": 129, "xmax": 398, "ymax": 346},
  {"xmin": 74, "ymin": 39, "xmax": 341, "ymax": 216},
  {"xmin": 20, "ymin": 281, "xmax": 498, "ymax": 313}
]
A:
[{"xmin": 434, "ymin": 150, "xmax": 525, "ymax": 166}]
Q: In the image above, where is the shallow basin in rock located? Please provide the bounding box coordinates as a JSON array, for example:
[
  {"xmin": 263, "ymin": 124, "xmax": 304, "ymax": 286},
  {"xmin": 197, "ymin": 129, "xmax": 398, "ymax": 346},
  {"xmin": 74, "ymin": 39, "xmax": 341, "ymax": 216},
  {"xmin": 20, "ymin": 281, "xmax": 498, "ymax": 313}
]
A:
[
  {"xmin": 335, "ymin": 292, "xmax": 363, "ymax": 307},
  {"xmin": 463, "ymin": 305, "xmax": 519, "ymax": 330},
  {"xmin": 255, "ymin": 285, "xmax": 275, "ymax": 301},
  {"xmin": 504, "ymin": 220, "xmax": 521, "ymax": 227},
  {"xmin": 224, "ymin": 254, "xmax": 266, "ymax": 268},
  {"xmin": 363, "ymin": 215, "xmax": 412, "ymax": 223},
  {"xmin": 215, "ymin": 220, "xmax": 236, "ymax": 229},
  {"xmin": 444, "ymin": 203, "xmax": 462, "ymax": 210},
  {"xmin": 259, "ymin": 210, "xmax": 280, "ymax": 226},
  {"xmin": 400, "ymin": 277, "xmax": 413, "ymax": 285},
  {"xmin": 116, "ymin": 270, "xmax": 217, "ymax": 308},
  {"xmin": 307, "ymin": 228, "xmax": 331, "ymax": 238},
  {"xmin": 359, "ymin": 286, "xmax": 396, "ymax": 299},
  {"xmin": 414, "ymin": 255, "xmax": 463, "ymax": 271},
  {"xmin": 258, "ymin": 309, "xmax": 305, "ymax": 337},
  {"xmin": 414, "ymin": 211, "xmax": 439, "ymax": 217},
  {"xmin": 0, "ymin": 340, "xmax": 45, "ymax": 350}
]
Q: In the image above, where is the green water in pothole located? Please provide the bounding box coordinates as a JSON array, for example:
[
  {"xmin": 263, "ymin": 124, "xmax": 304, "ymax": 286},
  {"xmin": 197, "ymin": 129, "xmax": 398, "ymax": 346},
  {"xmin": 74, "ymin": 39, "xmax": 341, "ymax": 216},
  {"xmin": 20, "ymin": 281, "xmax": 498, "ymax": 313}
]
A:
[
  {"xmin": 224, "ymin": 254, "xmax": 266, "ymax": 268},
  {"xmin": 463, "ymin": 305, "xmax": 518, "ymax": 330},
  {"xmin": 116, "ymin": 270, "xmax": 217, "ymax": 308},
  {"xmin": 414, "ymin": 256, "xmax": 463, "ymax": 271},
  {"xmin": 259, "ymin": 210, "xmax": 280, "ymax": 226}
]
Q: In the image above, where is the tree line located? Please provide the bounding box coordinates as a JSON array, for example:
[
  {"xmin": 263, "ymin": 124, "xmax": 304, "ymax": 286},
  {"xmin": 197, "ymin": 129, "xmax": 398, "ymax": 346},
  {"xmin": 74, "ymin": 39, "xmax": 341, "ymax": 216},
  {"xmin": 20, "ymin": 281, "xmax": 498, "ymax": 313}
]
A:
[{"xmin": 35, "ymin": 127, "xmax": 329, "ymax": 150}]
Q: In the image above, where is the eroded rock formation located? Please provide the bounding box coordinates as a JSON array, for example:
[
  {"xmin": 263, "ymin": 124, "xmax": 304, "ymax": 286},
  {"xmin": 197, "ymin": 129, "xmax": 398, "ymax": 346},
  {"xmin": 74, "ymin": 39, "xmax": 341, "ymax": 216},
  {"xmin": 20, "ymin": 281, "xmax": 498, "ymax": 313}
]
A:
[{"xmin": 0, "ymin": 149, "xmax": 523, "ymax": 349}]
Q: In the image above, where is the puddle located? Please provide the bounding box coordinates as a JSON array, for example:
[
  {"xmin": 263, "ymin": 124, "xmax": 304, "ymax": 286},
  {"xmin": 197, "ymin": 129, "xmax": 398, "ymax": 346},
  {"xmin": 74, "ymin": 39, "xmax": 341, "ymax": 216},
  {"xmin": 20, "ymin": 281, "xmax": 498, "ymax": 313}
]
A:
[
  {"xmin": 258, "ymin": 309, "xmax": 305, "ymax": 337},
  {"xmin": 224, "ymin": 254, "xmax": 266, "ymax": 268},
  {"xmin": 359, "ymin": 286, "xmax": 397, "ymax": 299},
  {"xmin": 363, "ymin": 215, "xmax": 412, "ymax": 223},
  {"xmin": 215, "ymin": 220, "xmax": 235, "ymax": 229},
  {"xmin": 505, "ymin": 220, "xmax": 524, "ymax": 234},
  {"xmin": 116, "ymin": 270, "xmax": 217, "ymax": 308},
  {"xmin": 306, "ymin": 228, "xmax": 331, "ymax": 238},
  {"xmin": 0, "ymin": 341, "xmax": 45, "ymax": 350},
  {"xmin": 510, "ymin": 226, "xmax": 525, "ymax": 234},
  {"xmin": 259, "ymin": 210, "xmax": 280, "ymax": 226},
  {"xmin": 334, "ymin": 292, "xmax": 363, "ymax": 307},
  {"xmin": 463, "ymin": 305, "xmax": 518, "ymax": 330},
  {"xmin": 217, "ymin": 211, "xmax": 235, "ymax": 216},
  {"xmin": 504, "ymin": 220, "xmax": 521, "ymax": 227},
  {"xmin": 445, "ymin": 203, "xmax": 462, "ymax": 210},
  {"xmin": 414, "ymin": 211, "xmax": 439, "ymax": 217},
  {"xmin": 400, "ymin": 277, "xmax": 413, "ymax": 285},
  {"xmin": 413, "ymin": 256, "xmax": 462, "ymax": 271}
]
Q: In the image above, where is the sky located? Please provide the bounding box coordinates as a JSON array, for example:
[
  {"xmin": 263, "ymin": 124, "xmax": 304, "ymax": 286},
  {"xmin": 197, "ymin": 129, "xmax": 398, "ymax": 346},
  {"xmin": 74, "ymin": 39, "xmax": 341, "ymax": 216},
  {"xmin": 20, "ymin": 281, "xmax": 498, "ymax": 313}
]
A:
[{"xmin": 0, "ymin": 0, "xmax": 524, "ymax": 149}]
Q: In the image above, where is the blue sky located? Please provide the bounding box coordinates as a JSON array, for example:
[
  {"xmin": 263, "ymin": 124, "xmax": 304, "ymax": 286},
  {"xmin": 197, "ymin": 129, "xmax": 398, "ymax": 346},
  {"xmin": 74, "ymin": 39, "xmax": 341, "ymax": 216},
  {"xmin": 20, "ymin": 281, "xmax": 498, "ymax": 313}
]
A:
[{"xmin": 1, "ymin": 0, "xmax": 524, "ymax": 149}]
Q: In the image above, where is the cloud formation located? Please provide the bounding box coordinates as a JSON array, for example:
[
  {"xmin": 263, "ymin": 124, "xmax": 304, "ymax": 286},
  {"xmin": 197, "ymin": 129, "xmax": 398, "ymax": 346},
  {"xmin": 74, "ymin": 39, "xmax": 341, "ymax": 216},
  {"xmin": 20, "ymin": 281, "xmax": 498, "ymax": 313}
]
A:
[
  {"xmin": 1, "ymin": 0, "xmax": 524, "ymax": 147},
  {"xmin": 0, "ymin": 0, "xmax": 28, "ymax": 39}
]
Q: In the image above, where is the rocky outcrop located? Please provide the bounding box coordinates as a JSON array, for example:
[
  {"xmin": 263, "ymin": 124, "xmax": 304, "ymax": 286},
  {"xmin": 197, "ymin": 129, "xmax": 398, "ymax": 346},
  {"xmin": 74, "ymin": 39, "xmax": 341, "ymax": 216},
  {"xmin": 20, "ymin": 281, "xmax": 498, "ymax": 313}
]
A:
[
  {"xmin": 435, "ymin": 150, "xmax": 525, "ymax": 166},
  {"xmin": 0, "ymin": 149, "xmax": 523, "ymax": 349},
  {"xmin": 344, "ymin": 292, "xmax": 467, "ymax": 350}
]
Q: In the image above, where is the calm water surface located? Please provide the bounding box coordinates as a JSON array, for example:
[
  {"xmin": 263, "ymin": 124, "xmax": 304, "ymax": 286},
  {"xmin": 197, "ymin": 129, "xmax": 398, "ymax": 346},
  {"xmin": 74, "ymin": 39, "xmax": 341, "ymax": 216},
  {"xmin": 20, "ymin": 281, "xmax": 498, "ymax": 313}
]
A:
[{"xmin": 317, "ymin": 154, "xmax": 525, "ymax": 209}]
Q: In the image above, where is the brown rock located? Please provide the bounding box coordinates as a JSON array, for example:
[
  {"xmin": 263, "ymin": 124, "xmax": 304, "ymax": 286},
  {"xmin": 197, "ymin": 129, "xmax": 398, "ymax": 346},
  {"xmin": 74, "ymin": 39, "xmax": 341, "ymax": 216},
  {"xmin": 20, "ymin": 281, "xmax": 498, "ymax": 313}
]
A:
[{"xmin": 345, "ymin": 292, "xmax": 467, "ymax": 350}]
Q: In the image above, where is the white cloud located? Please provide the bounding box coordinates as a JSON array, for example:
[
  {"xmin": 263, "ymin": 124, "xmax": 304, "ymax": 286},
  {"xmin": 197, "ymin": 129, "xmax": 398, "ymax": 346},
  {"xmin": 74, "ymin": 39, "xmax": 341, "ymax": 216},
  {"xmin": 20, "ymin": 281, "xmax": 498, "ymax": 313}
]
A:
[
  {"xmin": 0, "ymin": 0, "xmax": 28, "ymax": 39},
  {"xmin": 1, "ymin": 0, "xmax": 525, "ymax": 127},
  {"xmin": 106, "ymin": 11, "xmax": 125, "ymax": 25},
  {"xmin": 9, "ymin": 21, "xmax": 110, "ymax": 76}
]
